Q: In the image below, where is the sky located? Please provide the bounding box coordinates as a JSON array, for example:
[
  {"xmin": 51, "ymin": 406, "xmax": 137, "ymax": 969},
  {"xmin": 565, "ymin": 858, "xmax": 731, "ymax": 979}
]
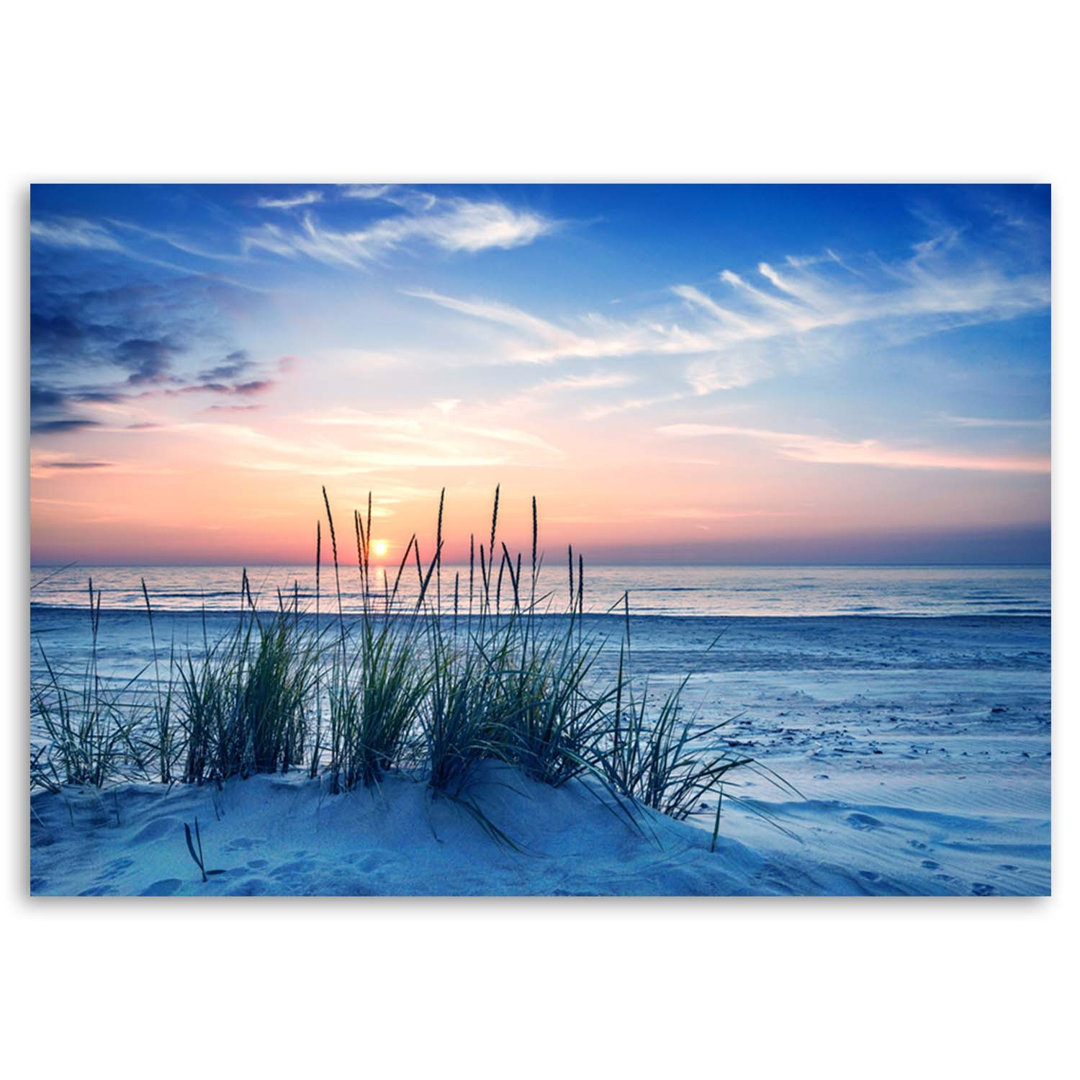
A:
[{"xmin": 29, "ymin": 183, "xmax": 1051, "ymax": 566}]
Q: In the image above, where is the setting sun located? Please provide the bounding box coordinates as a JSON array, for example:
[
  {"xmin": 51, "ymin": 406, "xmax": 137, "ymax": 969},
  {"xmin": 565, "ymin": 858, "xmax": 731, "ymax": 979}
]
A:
[{"xmin": 371, "ymin": 539, "xmax": 389, "ymax": 559}]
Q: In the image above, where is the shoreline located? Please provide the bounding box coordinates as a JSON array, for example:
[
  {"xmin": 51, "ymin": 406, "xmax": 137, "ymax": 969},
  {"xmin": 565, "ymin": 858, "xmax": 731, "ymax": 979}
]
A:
[{"xmin": 30, "ymin": 607, "xmax": 1053, "ymax": 625}]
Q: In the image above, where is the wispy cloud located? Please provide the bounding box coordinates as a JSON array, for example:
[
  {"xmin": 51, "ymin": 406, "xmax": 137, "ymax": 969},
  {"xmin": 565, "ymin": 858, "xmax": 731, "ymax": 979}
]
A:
[
  {"xmin": 341, "ymin": 185, "xmax": 437, "ymax": 212},
  {"xmin": 406, "ymin": 287, "xmax": 711, "ymax": 365},
  {"xmin": 30, "ymin": 418, "xmax": 104, "ymax": 434},
  {"xmin": 256, "ymin": 191, "xmax": 324, "ymax": 210},
  {"xmin": 106, "ymin": 219, "xmax": 247, "ymax": 262},
  {"xmin": 940, "ymin": 414, "xmax": 1050, "ymax": 429},
  {"xmin": 243, "ymin": 193, "xmax": 554, "ymax": 267},
  {"xmin": 340, "ymin": 184, "xmax": 394, "ymax": 201},
  {"xmin": 308, "ymin": 404, "xmax": 565, "ymax": 458},
  {"xmin": 580, "ymin": 392, "xmax": 685, "ymax": 422},
  {"xmin": 534, "ymin": 372, "xmax": 637, "ymax": 393},
  {"xmin": 30, "ymin": 217, "xmax": 125, "ymax": 252},
  {"xmin": 656, "ymin": 423, "xmax": 1050, "ymax": 474},
  {"xmin": 30, "ymin": 456, "xmax": 180, "ymax": 479},
  {"xmin": 202, "ymin": 417, "xmax": 515, "ymax": 476},
  {"xmin": 404, "ymin": 288, "xmax": 569, "ymax": 342},
  {"xmin": 219, "ymin": 401, "xmax": 571, "ymax": 477},
  {"xmin": 31, "ymin": 216, "xmax": 231, "ymax": 276},
  {"xmin": 159, "ymin": 379, "xmax": 275, "ymax": 398},
  {"xmin": 34, "ymin": 459, "xmax": 113, "ymax": 470},
  {"xmin": 407, "ymin": 221, "xmax": 1050, "ymax": 400}
]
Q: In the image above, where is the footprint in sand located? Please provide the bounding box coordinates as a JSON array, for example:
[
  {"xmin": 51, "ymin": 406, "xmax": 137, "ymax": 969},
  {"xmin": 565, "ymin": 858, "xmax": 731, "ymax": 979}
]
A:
[
  {"xmin": 227, "ymin": 878, "xmax": 270, "ymax": 896},
  {"xmin": 846, "ymin": 812, "xmax": 883, "ymax": 831},
  {"xmin": 99, "ymin": 857, "xmax": 134, "ymax": 880},
  {"xmin": 270, "ymin": 860, "xmax": 317, "ymax": 879},
  {"xmin": 131, "ymin": 818, "xmax": 184, "ymax": 844},
  {"xmin": 971, "ymin": 882, "xmax": 997, "ymax": 896},
  {"xmin": 354, "ymin": 852, "xmax": 396, "ymax": 873},
  {"xmin": 921, "ymin": 859, "xmax": 940, "ymax": 870},
  {"xmin": 141, "ymin": 878, "xmax": 182, "ymax": 896},
  {"xmin": 225, "ymin": 837, "xmax": 264, "ymax": 852},
  {"xmin": 996, "ymin": 864, "xmax": 1018, "ymax": 872}
]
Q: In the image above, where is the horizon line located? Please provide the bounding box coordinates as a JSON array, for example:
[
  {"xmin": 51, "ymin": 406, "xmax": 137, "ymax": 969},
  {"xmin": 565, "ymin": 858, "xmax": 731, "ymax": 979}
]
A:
[{"xmin": 29, "ymin": 559, "xmax": 1052, "ymax": 569}]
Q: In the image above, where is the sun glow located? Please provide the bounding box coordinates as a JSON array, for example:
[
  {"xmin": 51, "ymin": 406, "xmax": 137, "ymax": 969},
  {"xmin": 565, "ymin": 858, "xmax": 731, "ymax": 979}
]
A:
[{"xmin": 371, "ymin": 538, "xmax": 389, "ymax": 559}]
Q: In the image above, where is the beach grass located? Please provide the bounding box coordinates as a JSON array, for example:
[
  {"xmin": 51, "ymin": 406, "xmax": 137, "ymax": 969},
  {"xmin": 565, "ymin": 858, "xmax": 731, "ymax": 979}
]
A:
[
  {"xmin": 172, "ymin": 585, "xmax": 317, "ymax": 784},
  {"xmin": 30, "ymin": 488, "xmax": 770, "ymax": 841},
  {"xmin": 31, "ymin": 579, "xmax": 143, "ymax": 788}
]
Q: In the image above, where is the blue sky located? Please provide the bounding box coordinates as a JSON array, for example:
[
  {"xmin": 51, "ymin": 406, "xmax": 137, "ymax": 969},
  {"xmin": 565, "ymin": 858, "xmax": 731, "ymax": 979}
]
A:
[{"xmin": 30, "ymin": 183, "xmax": 1050, "ymax": 564}]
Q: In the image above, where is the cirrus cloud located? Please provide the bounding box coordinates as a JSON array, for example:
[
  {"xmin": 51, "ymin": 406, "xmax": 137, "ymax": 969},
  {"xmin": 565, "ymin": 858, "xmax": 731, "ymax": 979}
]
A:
[
  {"xmin": 656, "ymin": 423, "xmax": 1050, "ymax": 474},
  {"xmin": 243, "ymin": 194, "xmax": 555, "ymax": 267}
]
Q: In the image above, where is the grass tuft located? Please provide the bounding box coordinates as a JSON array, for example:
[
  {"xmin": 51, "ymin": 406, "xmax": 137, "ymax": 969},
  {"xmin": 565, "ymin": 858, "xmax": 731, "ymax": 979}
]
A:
[{"xmin": 31, "ymin": 489, "xmax": 785, "ymax": 851}]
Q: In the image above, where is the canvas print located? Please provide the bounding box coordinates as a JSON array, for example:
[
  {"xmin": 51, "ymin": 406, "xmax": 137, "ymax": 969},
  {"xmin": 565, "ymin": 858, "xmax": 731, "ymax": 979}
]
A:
[{"xmin": 29, "ymin": 183, "xmax": 1050, "ymax": 896}]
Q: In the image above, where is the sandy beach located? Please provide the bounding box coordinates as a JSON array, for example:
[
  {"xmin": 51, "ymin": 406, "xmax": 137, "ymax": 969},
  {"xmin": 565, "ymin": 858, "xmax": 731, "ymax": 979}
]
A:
[{"xmin": 31, "ymin": 605, "xmax": 1050, "ymax": 896}]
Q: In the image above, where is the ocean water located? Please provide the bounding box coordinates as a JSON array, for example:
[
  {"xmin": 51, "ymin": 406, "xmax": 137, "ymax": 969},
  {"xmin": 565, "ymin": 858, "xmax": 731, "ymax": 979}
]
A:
[{"xmin": 30, "ymin": 563, "xmax": 1050, "ymax": 618}]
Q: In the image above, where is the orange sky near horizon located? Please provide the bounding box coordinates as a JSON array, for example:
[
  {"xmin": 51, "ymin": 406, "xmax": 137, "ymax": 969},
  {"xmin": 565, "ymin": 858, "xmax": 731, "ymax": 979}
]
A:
[{"xmin": 30, "ymin": 388, "xmax": 1049, "ymax": 566}]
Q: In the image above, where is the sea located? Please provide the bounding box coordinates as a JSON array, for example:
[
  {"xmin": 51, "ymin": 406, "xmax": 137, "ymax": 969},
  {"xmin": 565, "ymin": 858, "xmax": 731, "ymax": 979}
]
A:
[{"xmin": 30, "ymin": 563, "xmax": 1050, "ymax": 619}]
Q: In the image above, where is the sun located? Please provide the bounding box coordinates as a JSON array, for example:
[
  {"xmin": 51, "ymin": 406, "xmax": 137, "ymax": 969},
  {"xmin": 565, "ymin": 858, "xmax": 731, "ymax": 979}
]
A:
[{"xmin": 371, "ymin": 538, "xmax": 389, "ymax": 559}]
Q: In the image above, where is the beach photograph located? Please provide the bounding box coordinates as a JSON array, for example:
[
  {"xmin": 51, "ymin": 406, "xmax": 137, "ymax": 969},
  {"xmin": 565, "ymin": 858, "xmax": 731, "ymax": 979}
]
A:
[
  {"xmin": 7, "ymin": 5, "xmax": 1076, "ymax": 1079},
  {"xmin": 28, "ymin": 182, "xmax": 1051, "ymax": 897}
]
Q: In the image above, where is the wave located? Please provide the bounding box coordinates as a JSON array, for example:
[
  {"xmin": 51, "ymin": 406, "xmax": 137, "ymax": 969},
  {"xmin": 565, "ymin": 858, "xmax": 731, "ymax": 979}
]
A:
[{"xmin": 30, "ymin": 605, "xmax": 1051, "ymax": 626}]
